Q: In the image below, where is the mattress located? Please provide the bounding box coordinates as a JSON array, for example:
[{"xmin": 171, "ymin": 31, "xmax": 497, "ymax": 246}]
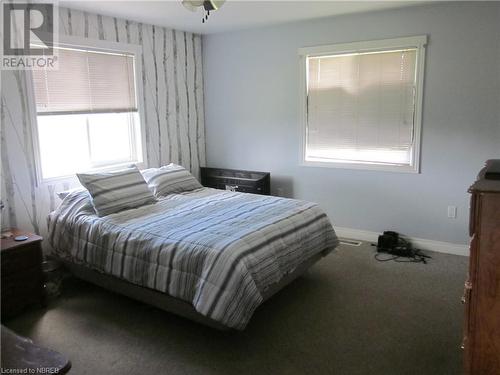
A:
[{"xmin": 47, "ymin": 188, "xmax": 339, "ymax": 329}]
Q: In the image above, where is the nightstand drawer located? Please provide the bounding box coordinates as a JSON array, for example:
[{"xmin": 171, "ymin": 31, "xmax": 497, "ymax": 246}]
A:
[
  {"xmin": 2, "ymin": 275, "xmax": 42, "ymax": 298},
  {"xmin": 1, "ymin": 266, "xmax": 44, "ymax": 317},
  {"xmin": 2, "ymin": 264, "xmax": 43, "ymax": 286},
  {"xmin": 1, "ymin": 244, "xmax": 42, "ymax": 275}
]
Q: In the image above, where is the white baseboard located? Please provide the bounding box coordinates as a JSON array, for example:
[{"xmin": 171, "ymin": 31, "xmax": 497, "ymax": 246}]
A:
[{"xmin": 335, "ymin": 227, "xmax": 469, "ymax": 257}]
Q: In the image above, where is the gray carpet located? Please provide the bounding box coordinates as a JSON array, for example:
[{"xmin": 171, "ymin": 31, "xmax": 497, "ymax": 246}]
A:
[{"xmin": 4, "ymin": 242, "xmax": 468, "ymax": 375}]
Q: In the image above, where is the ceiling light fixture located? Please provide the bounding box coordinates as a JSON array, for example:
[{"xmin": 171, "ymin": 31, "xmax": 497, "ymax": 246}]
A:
[{"xmin": 182, "ymin": 0, "xmax": 225, "ymax": 23}]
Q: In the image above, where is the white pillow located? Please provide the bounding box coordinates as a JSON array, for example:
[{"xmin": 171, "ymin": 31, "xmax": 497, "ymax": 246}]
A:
[
  {"xmin": 77, "ymin": 165, "xmax": 156, "ymax": 217},
  {"xmin": 141, "ymin": 164, "xmax": 202, "ymax": 197},
  {"xmin": 56, "ymin": 188, "xmax": 85, "ymax": 200}
]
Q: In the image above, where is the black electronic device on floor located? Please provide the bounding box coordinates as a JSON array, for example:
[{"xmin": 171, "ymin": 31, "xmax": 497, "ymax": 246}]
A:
[{"xmin": 374, "ymin": 231, "xmax": 431, "ymax": 263}]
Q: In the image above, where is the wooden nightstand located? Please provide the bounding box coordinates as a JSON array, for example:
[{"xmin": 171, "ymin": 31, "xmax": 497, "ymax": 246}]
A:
[{"xmin": 1, "ymin": 229, "xmax": 45, "ymax": 319}]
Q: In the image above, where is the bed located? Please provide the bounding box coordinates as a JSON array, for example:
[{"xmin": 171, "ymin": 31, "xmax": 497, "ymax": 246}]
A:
[{"xmin": 47, "ymin": 187, "xmax": 339, "ymax": 330}]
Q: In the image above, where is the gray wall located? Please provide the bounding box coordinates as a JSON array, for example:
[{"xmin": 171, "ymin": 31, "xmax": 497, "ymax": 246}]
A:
[{"xmin": 203, "ymin": 2, "xmax": 500, "ymax": 245}]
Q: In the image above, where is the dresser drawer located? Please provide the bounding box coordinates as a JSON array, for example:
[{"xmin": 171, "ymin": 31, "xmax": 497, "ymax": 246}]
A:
[
  {"xmin": 462, "ymin": 279, "xmax": 473, "ymax": 337},
  {"xmin": 469, "ymin": 193, "xmax": 478, "ymax": 237}
]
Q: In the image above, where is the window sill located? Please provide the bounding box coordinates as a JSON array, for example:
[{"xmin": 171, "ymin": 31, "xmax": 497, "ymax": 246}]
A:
[
  {"xmin": 38, "ymin": 161, "xmax": 146, "ymax": 185},
  {"xmin": 300, "ymin": 160, "xmax": 420, "ymax": 174}
]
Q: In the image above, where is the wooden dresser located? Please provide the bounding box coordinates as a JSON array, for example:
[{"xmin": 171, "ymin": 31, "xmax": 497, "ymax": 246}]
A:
[
  {"xmin": 463, "ymin": 160, "xmax": 500, "ymax": 374},
  {"xmin": 1, "ymin": 229, "xmax": 45, "ymax": 319}
]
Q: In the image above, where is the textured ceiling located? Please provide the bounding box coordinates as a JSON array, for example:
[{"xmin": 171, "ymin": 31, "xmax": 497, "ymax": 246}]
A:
[{"xmin": 59, "ymin": 1, "xmax": 428, "ymax": 34}]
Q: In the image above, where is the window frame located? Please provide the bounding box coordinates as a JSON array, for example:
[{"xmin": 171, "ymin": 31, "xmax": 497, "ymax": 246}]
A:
[
  {"xmin": 298, "ymin": 35, "xmax": 427, "ymax": 173},
  {"xmin": 27, "ymin": 35, "xmax": 147, "ymax": 184}
]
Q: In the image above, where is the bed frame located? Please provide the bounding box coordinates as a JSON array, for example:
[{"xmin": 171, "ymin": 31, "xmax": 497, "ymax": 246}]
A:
[{"xmin": 62, "ymin": 249, "xmax": 330, "ymax": 330}]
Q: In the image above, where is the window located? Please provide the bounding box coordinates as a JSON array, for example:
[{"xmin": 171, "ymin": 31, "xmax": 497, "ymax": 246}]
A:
[
  {"xmin": 299, "ymin": 36, "xmax": 427, "ymax": 172},
  {"xmin": 31, "ymin": 38, "xmax": 145, "ymax": 180}
]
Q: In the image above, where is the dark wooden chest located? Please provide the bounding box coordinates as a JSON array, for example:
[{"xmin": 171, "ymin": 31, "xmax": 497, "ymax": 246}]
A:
[{"xmin": 200, "ymin": 167, "xmax": 270, "ymax": 195}]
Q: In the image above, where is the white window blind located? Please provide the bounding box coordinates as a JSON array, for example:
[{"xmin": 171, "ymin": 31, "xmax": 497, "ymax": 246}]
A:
[
  {"xmin": 30, "ymin": 40, "xmax": 145, "ymax": 181},
  {"xmin": 33, "ymin": 47, "xmax": 137, "ymax": 115},
  {"xmin": 306, "ymin": 48, "xmax": 418, "ymax": 166}
]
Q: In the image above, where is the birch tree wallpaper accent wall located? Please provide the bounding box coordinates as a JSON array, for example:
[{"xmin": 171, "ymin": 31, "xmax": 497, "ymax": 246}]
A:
[{"xmin": 0, "ymin": 7, "xmax": 206, "ymax": 241}]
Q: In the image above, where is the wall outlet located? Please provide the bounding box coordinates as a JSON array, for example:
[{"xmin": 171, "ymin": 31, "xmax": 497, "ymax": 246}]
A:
[{"xmin": 447, "ymin": 205, "xmax": 457, "ymax": 219}]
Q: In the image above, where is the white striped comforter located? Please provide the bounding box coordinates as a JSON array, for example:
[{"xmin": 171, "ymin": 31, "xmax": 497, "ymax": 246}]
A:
[{"xmin": 47, "ymin": 188, "xmax": 339, "ymax": 329}]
